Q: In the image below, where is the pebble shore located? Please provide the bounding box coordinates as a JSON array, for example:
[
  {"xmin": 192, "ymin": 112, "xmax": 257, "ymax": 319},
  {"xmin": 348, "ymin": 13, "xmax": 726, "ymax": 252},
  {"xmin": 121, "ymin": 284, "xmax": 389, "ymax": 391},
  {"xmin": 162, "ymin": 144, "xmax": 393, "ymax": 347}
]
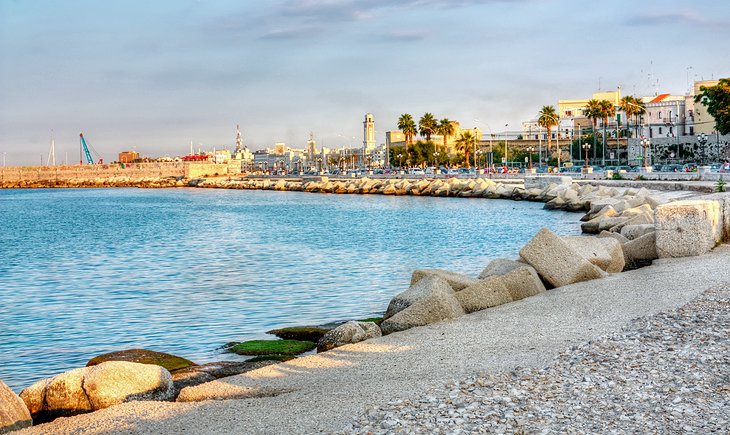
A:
[{"xmin": 350, "ymin": 284, "xmax": 730, "ymax": 434}]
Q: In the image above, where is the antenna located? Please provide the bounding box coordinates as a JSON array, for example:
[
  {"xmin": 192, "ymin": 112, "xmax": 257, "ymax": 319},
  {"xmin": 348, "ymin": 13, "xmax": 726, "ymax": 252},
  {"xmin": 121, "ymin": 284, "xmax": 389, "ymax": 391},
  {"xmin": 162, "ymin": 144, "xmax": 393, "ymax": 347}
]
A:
[{"xmin": 46, "ymin": 129, "xmax": 56, "ymax": 166}]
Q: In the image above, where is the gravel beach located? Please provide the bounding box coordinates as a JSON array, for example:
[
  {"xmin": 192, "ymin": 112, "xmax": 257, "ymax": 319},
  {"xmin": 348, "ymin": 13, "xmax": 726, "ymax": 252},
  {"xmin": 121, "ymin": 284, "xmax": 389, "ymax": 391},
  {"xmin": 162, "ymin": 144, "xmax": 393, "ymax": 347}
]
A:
[{"xmin": 18, "ymin": 245, "xmax": 730, "ymax": 435}]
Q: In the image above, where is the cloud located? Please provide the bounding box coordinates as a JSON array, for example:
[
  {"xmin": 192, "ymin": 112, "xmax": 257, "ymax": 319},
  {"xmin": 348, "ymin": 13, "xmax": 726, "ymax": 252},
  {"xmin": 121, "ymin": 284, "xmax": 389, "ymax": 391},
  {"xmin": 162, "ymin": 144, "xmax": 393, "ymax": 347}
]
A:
[
  {"xmin": 378, "ymin": 30, "xmax": 431, "ymax": 42},
  {"xmin": 626, "ymin": 10, "xmax": 726, "ymax": 27},
  {"xmin": 259, "ymin": 25, "xmax": 324, "ymax": 40}
]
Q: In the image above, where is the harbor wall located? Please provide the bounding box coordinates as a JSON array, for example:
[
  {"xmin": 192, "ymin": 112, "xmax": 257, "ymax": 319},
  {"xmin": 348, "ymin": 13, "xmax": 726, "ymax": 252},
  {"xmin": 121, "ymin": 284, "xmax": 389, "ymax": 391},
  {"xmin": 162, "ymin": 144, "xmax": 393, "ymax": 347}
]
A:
[{"xmin": 0, "ymin": 162, "xmax": 229, "ymax": 182}]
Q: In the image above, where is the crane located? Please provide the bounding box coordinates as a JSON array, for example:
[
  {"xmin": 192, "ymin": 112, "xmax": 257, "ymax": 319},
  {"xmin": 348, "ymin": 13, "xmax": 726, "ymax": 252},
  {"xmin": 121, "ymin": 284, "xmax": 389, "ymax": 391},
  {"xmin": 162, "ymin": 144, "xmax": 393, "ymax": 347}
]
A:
[{"xmin": 79, "ymin": 133, "xmax": 102, "ymax": 164}]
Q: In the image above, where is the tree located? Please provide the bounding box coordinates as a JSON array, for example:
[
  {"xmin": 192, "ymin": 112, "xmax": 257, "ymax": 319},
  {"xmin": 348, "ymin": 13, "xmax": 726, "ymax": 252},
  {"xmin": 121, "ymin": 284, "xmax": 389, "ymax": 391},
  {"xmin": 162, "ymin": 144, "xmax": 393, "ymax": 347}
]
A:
[
  {"xmin": 537, "ymin": 105, "xmax": 558, "ymax": 160},
  {"xmin": 584, "ymin": 99, "xmax": 602, "ymax": 161},
  {"xmin": 454, "ymin": 130, "xmax": 476, "ymax": 167},
  {"xmin": 695, "ymin": 78, "xmax": 730, "ymax": 135},
  {"xmin": 619, "ymin": 95, "xmax": 645, "ymax": 138},
  {"xmin": 598, "ymin": 99, "xmax": 616, "ymax": 164},
  {"xmin": 437, "ymin": 118, "xmax": 455, "ymax": 153},
  {"xmin": 418, "ymin": 113, "xmax": 438, "ymax": 142},
  {"xmin": 397, "ymin": 113, "xmax": 417, "ymax": 151}
]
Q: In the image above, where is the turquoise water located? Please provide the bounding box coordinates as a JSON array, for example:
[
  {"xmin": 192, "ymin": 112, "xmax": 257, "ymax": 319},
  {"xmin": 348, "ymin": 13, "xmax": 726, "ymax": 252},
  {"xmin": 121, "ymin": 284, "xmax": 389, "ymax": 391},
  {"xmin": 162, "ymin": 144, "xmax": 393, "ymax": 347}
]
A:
[{"xmin": 0, "ymin": 188, "xmax": 580, "ymax": 392}]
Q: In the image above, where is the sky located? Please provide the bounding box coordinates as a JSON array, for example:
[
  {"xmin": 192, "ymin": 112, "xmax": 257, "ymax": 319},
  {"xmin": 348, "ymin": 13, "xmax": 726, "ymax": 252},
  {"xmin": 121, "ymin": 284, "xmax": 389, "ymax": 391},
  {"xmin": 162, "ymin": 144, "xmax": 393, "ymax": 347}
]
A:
[{"xmin": 1, "ymin": 0, "xmax": 729, "ymax": 165}]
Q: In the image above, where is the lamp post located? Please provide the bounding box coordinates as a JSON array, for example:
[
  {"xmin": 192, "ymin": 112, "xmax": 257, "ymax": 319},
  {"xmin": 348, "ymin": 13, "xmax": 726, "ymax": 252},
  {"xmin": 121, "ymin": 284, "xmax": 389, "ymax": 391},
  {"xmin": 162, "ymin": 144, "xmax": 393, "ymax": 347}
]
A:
[
  {"xmin": 397, "ymin": 153, "xmax": 403, "ymax": 169},
  {"xmin": 526, "ymin": 146, "xmax": 535, "ymax": 170},
  {"xmin": 640, "ymin": 138, "xmax": 651, "ymax": 168},
  {"xmin": 697, "ymin": 133, "xmax": 708, "ymax": 164},
  {"xmin": 503, "ymin": 123, "xmax": 509, "ymax": 167},
  {"xmin": 582, "ymin": 143, "xmax": 591, "ymax": 168},
  {"xmin": 475, "ymin": 149, "xmax": 483, "ymax": 169},
  {"xmin": 433, "ymin": 152, "xmax": 440, "ymax": 167}
]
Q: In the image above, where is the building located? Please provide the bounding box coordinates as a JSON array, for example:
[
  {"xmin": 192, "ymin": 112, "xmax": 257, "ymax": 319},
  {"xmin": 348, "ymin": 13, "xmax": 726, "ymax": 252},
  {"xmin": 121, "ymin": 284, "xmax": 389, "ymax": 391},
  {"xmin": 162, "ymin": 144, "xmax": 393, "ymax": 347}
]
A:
[
  {"xmin": 306, "ymin": 133, "xmax": 317, "ymax": 161},
  {"xmin": 118, "ymin": 151, "xmax": 139, "ymax": 163},
  {"xmin": 385, "ymin": 121, "xmax": 480, "ymax": 155},
  {"xmin": 639, "ymin": 94, "xmax": 686, "ymax": 139},
  {"xmin": 363, "ymin": 113, "xmax": 376, "ymax": 153},
  {"xmin": 693, "ymin": 79, "xmax": 720, "ymax": 135}
]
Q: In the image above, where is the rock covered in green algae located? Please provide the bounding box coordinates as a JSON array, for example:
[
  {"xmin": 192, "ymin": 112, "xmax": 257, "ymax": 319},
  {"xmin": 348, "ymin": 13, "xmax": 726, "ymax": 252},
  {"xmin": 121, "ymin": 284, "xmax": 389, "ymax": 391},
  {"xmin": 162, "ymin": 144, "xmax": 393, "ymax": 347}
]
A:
[
  {"xmin": 227, "ymin": 340, "xmax": 316, "ymax": 356},
  {"xmin": 86, "ymin": 349, "xmax": 195, "ymax": 372},
  {"xmin": 266, "ymin": 326, "xmax": 332, "ymax": 342}
]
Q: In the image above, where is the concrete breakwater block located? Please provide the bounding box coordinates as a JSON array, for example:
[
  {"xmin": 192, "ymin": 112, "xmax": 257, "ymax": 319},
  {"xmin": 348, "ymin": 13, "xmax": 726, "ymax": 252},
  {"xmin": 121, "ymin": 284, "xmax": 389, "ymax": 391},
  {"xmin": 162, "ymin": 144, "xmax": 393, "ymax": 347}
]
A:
[
  {"xmin": 519, "ymin": 228, "xmax": 607, "ymax": 287},
  {"xmin": 381, "ymin": 275, "xmax": 464, "ymax": 335},
  {"xmin": 410, "ymin": 269, "xmax": 478, "ymax": 291},
  {"xmin": 655, "ymin": 200, "xmax": 722, "ymax": 258},
  {"xmin": 478, "ymin": 259, "xmax": 546, "ymax": 301},
  {"xmin": 563, "ymin": 236, "xmax": 625, "ymax": 273},
  {"xmin": 524, "ymin": 176, "xmax": 572, "ymax": 190},
  {"xmin": 455, "ymin": 277, "xmax": 512, "ymax": 313}
]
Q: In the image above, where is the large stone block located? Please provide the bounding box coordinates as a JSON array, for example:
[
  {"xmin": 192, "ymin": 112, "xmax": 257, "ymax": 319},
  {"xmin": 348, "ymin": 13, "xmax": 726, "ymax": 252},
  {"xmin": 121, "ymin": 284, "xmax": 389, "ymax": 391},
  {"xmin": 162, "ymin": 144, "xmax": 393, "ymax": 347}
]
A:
[
  {"xmin": 381, "ymin": 275, "xmax": 464, "ymax": 334},
  {"xmin": 620, "ymin": 224, "xmax": 655, "ymax": 241},
  {"xmin": 410, "ymin": 269, "xmax": 477, "ymax": 291},
  {"xmin": 478, "ymin": 259, "xmax": 546, "ymax": 301},
  {"xmin": 1, "ymin": 379, "xmax": 32, "ymax": 433},
  {"xmin": 519, "ymin": 228, "xmax": 607, "ymax": 288},
  {"xmin": 655, "ymin": 200, "xmax": 722, "ymax": 258},
  {"xmin": 455, "ymin": 277, "xmax": 513, "ymax": 313},
  {"xmin": 622, "ymin": 232, "xmax": 658, "ymax": 269},
  {"xmin": 598, "ymin": 230, "xmax": 629, "ymax": 245},
  {"xmin": 563, "ymin": 236, "xmax": 625, "ymax": 273},
  {"xmin": 524, "ymin": 176, "xmax": 572, "ymax": 190}
]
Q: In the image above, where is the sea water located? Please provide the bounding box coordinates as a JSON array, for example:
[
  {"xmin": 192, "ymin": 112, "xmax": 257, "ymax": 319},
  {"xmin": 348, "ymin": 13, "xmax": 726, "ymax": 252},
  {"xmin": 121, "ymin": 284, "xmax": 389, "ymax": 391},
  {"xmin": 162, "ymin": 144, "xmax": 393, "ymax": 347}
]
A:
[{"xmin": 0, "ymin": 187, "xmax": 581, "ymax": 391}]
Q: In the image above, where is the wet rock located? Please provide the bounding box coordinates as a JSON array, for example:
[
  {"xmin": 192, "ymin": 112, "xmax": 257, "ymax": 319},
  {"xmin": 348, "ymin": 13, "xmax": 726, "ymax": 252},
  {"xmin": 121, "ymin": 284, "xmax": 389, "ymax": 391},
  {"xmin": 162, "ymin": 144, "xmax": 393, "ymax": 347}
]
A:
[
  {"xmin": 87, "ymin": 349, "xmax": 195, "ymax": 372},
  {"xmin": 266, "ymin": 326, "xmax": 333, "ymax": 342},
  {"xmin": 317, "ymin": 321, "xmax": 382, "ymax": 352},
  {"xmin": 227, "ymin": 340, "xmax": 316, "ymax": 356}
]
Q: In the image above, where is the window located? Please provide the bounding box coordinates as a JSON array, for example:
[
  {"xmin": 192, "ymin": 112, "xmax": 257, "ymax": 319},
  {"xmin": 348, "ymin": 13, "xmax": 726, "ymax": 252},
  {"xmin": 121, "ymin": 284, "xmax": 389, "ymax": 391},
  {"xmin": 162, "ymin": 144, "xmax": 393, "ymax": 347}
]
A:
[
  {"xmin": 659, "ymin": 127, "xmax": 663, "ymax": 134},
  {"xmin": 690, "ymin": 126, "xmax": 694, "ymax": 135},
  {"xmin": 658, "ymin": 112, "xmax": 662, "ymax": 119}
]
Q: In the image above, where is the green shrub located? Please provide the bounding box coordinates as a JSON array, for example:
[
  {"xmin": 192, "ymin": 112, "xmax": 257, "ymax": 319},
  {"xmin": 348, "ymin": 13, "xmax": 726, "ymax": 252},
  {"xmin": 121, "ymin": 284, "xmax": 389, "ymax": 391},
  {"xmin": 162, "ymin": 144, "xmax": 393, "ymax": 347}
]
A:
[
  {"xmin": 611, "ymin": 172, "xmax": 624, "ymax": 180},
  {"xmin": 636, "ymin": 175, "xmax": 647, "ymax": 181},
  {"xmin": 716, "ymin": 176, "xmax": 726, "ymax": 192}
]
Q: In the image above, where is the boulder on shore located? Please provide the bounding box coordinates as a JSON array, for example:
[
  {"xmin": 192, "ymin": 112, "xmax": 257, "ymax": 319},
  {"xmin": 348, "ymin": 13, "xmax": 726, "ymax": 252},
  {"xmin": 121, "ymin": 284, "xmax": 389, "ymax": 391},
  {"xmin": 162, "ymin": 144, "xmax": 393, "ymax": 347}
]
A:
[
  {"xmin": 317, "ymin": 321, "xmax": 382, "ymax": 352},
  {"xmin": 381, "ymin": 275, "xmax": 464, "ymax": 335},
  {"xmin": 519, "ymin": 228, "xmax": 607, "ymax": 288},
  {"xmin": 655, "ymin": 200, "xmax": 722, "ymax": 258},
  {"xmin": 1, "ymin": 378, "xmax": 32, "ymax": 433},
  {"xmin": 20, "ymin": 362, "xmax": 175, "ymax": 423},
  {"xmin": 622, "ymin": 232, "xmax": 658, "ymax": 270}
]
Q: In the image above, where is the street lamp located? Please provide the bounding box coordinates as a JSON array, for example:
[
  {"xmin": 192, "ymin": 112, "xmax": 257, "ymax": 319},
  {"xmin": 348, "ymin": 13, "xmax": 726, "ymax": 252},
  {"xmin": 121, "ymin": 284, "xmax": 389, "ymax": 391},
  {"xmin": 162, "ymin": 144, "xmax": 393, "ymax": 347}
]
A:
[
  {"xmin": 697, "ymin": 133, "xmax": 708, "ymax": 164},
  {"xmin": 640, "ymin": 138, "xmax": 651, "ymax": 168},
  {"xmin": 433, "ymin": 152, "xmax": 440, "ymax": 167},
  {"xmin": 526, "ymin": 146, "xmax": 535, "ymax": 170},
  {"xmin": 582, "ymin": 143, "xmax": 591, "ymax": 168},
  {"xmin": 397, "ymin": 153, "xmax": 403, "ymax": 169},
  {"xmin": 475, "ymin": 149, "xmax": 483, "ymax": 169},
  {"xmin": 503, "ymin": 124, "xmax": 509, "ymax": 167}
]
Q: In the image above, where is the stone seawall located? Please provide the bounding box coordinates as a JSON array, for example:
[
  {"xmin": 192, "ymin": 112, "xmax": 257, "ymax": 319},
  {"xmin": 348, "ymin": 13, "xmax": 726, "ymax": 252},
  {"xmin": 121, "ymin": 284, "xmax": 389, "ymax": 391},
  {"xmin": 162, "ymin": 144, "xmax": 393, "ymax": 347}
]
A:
[{"xmin": 0, "ymin": 162, "xmax": 230, "ymax": 185}]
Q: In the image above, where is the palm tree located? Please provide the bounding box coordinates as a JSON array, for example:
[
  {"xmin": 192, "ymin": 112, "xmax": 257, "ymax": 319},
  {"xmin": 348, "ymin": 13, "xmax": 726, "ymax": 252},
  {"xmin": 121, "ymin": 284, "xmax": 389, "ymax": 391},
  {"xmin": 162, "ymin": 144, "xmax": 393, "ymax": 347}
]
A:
[
  {"xmin": 619, "ymin": 95, "xmax": 646, "ymax": 138},
  {"xmin": 437, "ymin": 118, "xmax": 455, "ymax": 153},
  {"xmin": 537, "ymin": 105, "xmax": 558, "ymax": 161},
  {"xmin": 397, "ymin": 113, "xmax": 417, "ymax": 152},
  {"xmin": 418, "ymin": 113, "xmax": 438, "ymax": 142},
  {"xmin": 455, "ymin": 130, "xmax": 476, "ymax": 167},
  {"xmin": 598, "ymin": 99, "xmax": 616, "ymax": 164},
  {"xmin": 584, "ymin": 99, "xmax": 602, "ymax": 161}
]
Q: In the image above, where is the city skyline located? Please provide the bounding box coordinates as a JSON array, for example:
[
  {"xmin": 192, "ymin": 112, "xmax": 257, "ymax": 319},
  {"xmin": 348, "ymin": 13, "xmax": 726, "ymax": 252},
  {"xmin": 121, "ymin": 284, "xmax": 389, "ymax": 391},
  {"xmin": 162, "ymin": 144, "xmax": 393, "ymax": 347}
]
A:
[{"xmin": 1, "ymin": 0, "xmax": 729, "ymax": 165}]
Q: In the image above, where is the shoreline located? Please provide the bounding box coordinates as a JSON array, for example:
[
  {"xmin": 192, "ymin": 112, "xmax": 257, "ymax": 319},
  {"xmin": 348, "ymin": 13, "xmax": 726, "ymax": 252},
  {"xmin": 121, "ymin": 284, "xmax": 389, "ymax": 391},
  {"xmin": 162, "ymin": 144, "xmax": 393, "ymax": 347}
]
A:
[{"xmin": 16, "ymin": 245, "xmax": 730, "ymax": 434}]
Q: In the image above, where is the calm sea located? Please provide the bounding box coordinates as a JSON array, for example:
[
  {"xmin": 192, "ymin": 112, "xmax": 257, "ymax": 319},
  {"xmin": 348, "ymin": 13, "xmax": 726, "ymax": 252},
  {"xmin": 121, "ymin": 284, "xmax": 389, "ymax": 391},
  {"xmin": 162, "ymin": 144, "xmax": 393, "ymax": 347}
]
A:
[{"xmin": 0, "ymin": 187, "xmax": 580, "ymax": 392}]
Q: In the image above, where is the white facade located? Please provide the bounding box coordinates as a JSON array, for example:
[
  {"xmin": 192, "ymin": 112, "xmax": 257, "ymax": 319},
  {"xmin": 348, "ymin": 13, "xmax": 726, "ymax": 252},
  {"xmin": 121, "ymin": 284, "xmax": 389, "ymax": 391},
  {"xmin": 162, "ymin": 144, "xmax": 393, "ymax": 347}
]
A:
[{"xmin": 363, "ymin": 113, "xmax": 376, "ymax": 153}]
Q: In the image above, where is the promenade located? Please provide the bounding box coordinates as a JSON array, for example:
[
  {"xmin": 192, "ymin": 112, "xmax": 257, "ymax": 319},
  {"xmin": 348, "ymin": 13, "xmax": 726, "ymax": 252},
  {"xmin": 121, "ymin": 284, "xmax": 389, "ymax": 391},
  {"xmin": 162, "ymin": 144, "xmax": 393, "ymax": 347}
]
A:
[{"xmin": 20, "ymin": 245, "xmax": 730, "ymax": 434}]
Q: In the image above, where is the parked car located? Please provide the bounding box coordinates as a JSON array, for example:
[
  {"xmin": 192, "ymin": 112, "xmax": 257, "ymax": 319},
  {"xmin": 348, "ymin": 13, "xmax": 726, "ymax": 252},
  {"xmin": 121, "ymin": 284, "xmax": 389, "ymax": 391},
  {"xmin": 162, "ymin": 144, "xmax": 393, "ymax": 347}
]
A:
[{"xmin": 409, "ymin": 168, "xmax": 425, "ymax": 176}]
